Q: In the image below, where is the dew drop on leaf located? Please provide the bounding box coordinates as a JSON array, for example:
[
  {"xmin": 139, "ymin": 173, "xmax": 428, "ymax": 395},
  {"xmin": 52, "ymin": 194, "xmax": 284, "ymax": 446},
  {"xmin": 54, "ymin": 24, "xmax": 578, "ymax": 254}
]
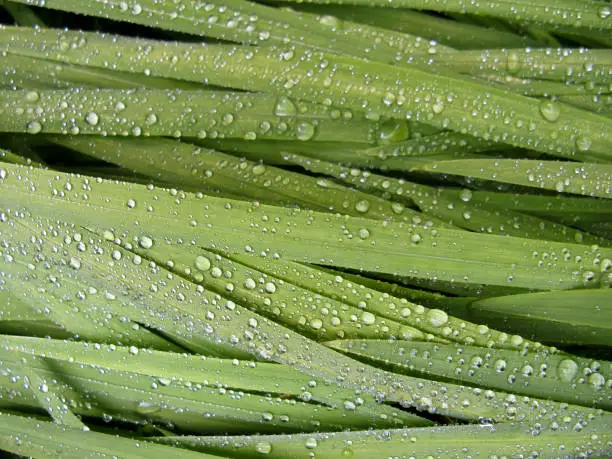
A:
[
  {"xmin": 26, "ymin": 121, "xmax": 43, "ymax": 134},
  {"xmin": 557, "ymin": 359, "xmax": 578, "ymax": 382},
  {"xmin": 539, "ymin": 101, "xmax": 561, "ymax": 122}
]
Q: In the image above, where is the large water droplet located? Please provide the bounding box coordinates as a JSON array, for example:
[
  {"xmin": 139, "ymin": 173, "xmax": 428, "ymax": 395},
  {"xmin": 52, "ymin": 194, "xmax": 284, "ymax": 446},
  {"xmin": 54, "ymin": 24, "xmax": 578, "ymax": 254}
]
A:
[
  {"xmin": 195, "ymin": 255, "xmax": 211, "ymax": 271},
  {"xmin": 85, "ymin": 111, "xmax": 100, "ymax": 126},
  {"xmin": 575, "ymin": 136, "xmax": 592, "ymax": 152},
  {"xmin": 26, "ymin": 120, "xmax": 43, "ymax": 134},
  {"xmin": 304, "ymin": 438, "xmax": 318, "ymax": 449},
  {"xmin": 296, "ymin": 122, "xmax": 316, "ymax": 141},
  {"xmin": 427, "ymin": 309, "xmax": 448, "ymax": 327},
  {"xmin": 557, "ymin": 359, "xmax": 578, "ymax": 382},
  {"xmin": 377, "ymin": 120, "xmax": 410, "ymax": 145},
  {"xmin": 255, "ymin": 441, "xmax": 272, "ymax": 454},
  {"xmin": 539, "ymin": 101, "xmax": 560, "ymax": 122},
  {"xmin": 274, "ymin": 97, "xmax": 297, "ymax": 116}
]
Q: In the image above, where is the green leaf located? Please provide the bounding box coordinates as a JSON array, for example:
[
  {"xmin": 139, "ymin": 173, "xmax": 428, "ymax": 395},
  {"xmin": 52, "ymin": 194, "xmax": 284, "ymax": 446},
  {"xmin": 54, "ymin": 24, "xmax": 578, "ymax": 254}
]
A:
[
  {"xmin": 263, "ymin": 0, "xmax": 612, "ymax": 32},
  {"xmin": 155, "ymin": 415, "xmax": 612, "ymax": 458},
  {"xmin": 413, "ymin": 158, "xmax": 612, "ymax": 199},
  {"xmin": 0, "ymin": 411, "xmax": 219, "ymax": 458},
  {"xmin": 470, "ymin": 289, "xmax": 612, "ymax": 346},
  {"xmin": 3, "ymin": 27, "xmax": 612, "ymax": 161},
  {"xmin": 0, "ymin": 88, "xmax": 376, "ymax": 144},
  {"xmin": 325, "ymin": 339, "xmax": 611, "ymax": 410}
]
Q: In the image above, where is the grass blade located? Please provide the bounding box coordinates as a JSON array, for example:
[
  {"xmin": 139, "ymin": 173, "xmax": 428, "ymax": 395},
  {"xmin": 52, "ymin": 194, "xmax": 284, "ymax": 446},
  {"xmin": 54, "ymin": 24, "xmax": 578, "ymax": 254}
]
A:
[
  {"xmin": 264, "ymin": 0, "xmax": 612, "ymax": 32},
  {"xmin": 470, "ymin": 289, "xmax": 612, "ymax": 346},
  {"xmin": 155, "ymin": 416, "xmax": 612, "ymax": 458},
  {"xmin": 326, "ymin": 339, "xmax": 611, "ymax": 410},
  {"xmin": 0, "ymin": 88, "xmax": 376, "ymax": 144},
  {"xmin": 3, "ymin": 27, "xmax": 612, "ymax": 161},
  {"xmin": 413, "ymin": 158, "xmax": 612, "ymax": 199},
  {"xmin": 0, "ymin": 411, "xmax": 219, "ymax": 458}
]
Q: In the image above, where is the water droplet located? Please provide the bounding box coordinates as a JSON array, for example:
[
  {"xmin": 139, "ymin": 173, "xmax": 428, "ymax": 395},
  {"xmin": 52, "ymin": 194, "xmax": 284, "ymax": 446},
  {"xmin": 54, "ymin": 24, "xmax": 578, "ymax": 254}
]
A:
[
  {"xmin": 588, "ymin": 372, "xmax": 605, "ymax": 389},
  {"xmin": 274, "ymin": 97, "xmax": 297, "ymax": 116},
  {"xmin": 557, "ymin": 359, "xmax": 578, "ymax": 382},
  {"xmin": 355, "ymin": 200, "xmax": 370, "ymax": 213},
  {"xmin": 598, "ymin": 6, "xmax": 611, "ymax": 19},
  {"xmin": 255, "ymin": 441, "xmax": 272, "ymax": 454},
  {"xmin": 85, "ymin": 112, "xmax": 99, "ymax": 126},
  {"xmin": 507, "ymin": 52, "xmax": 520, "ymax": 73},
  {"xmin": 539, "ymin": 101, "xmax": 560, "ymax": 122},
  {"xmin": 427, "ymin": 309, "xmax": 448, "ymax": 328},
  {"xmin": 377, "ymin": 120, "xmax": 410, "ymax": 145},
  {"xmin": 69, "ymin": 257, "xmax": 81, "ymax": 269},
  {"xmin": 26, "ymin": 121, "xmax": 43, "ymax": 134},
  {"xmin": 304, "ymin": 438, "xmax": 318, "ymax": 449},
  {"xmin": 264, "ymin": 281, "xmax": 277, "ymax": 293},
  {"xmin": 139, "ymin": 236, "xmax": 154, "ymax": 249},
  {"xmin": 252, "ymin": 164, "xmax": 266, "ymax": 176},
  {"xmin": 310, "ymin": 318, "xmax": 323, "ymax": 330},
  {"xmin": 358, "ymin": 228, "xmax": 370, "ymax": 240},
  {"xmin": 459, "ymin": 189, "xmax": 473, "ymax": 202},
  {"xmin": 25, "ymin": 91, "xmax": 40, "ymax": 102},
  {"xmin": 195, "ymin": 255, "xmax": 211, "ymax": 271},
  {"xmin": 360, "ymin": 311, "xmax": 376, "ymax": 325},
  {"xmin": 244, "ymin": 278, "xmax": 257, "ymax": 289},
  {"xmin": 575, "ymin": 136, "xmax": 592, "ymax": 152},
  {"xmin": 432, "ymin": 101, "xmax": 444, "ymax": 114},
  {"xmin": 296, "ymin": 122, "xmax": 316, "ymax": 141},
  {"xmin": 129, "ymin": 345, "xmax": 139, "ymax": 355},
  {"xmin": 343, "ymin": 400, "xmax": 356, "ymax": 410}
]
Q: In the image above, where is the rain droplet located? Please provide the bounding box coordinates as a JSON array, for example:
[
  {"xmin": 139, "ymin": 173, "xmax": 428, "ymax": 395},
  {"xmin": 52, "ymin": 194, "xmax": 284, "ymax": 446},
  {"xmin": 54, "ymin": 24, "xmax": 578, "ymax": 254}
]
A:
[
  {"xmin": 557, "ymin": 359, "xmax": 578, "ymax": 382},
  {"xmin": 255, "ymin": 441, "xmax": 272, "ymax": 454},
  {"xmin": 358, "ymin": 228, "xmax": 370, "ymax": 240},
  {"xmin": 539, "ymin": 101, "xmax": 560, "ymax": 122},
  {"xmin": 25, "ymin": 91, "xmax": 40, "ymax": 102},
  {"xmin": 575, "ymin": 136, "xmax": 592, "ymax": 152},
  {"xmin": 296, "ymin": 122, "xmax": 316, "ymax": 141},
  {"xmin": 139, "ymin": 236, "xmax": 154, "ymax": 249},
  {"xmin": 304, "ymin": 438, "xmax": 318, "ymax": 449},
  {"xmin": 26, "ymin": 121, "xmax": 43, "ymax": 134},
  {"xmin": 274, "ymin": 97, "xmax": 297, "ymax": 116},
  {"xmin": 355, "ymin": 200, "xmax": 370, "ymax": 213},
  {"xmin": 360, "ymin": 311, "xmax": 376, "ymax": 325},
  {"xmin": 459, "ymin": 189, "xmax": 473, "ymax": 202},
  {"xmin": 588, "ymin": 372, "xmax": 605, "ymax": 390},
  {"xmin": 252, "ymin": 164, "xmax": 266, "ymax": 176},
  {"xmin": 85, "ymin": 112, "xmax": 100, "ymax": 126},
  {"xmin": 195, "ymin": 255, "xmax": 211, "ymax": 271},
  {"xmin": 427, "ymin": 309, "xmax": 448, "ymax": 328},
  {"xmin": 244, "ymin": 278, "xmax": 257, "ymax": 289}
]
